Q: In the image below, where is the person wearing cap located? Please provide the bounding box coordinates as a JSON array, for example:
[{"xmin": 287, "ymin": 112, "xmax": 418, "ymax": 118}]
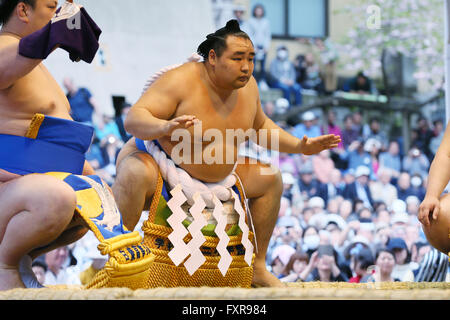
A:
[
  {"xmin": 269, "ymin": 45, "xmax": 303, "ymax": 106},
  {"xmin": 343, "ymin": 165, "xmax": 374, "ymax": 210},
  {"xmin": 387, "ymin": 237, "xmax": 415, "ymax": 282},
  {"xmin": 292, "ymin": 111, "xmax": 321, "ymax": 140},
  {"xmin": 298, "ymin": 166, "xmax": 327, "ymax": 200}
]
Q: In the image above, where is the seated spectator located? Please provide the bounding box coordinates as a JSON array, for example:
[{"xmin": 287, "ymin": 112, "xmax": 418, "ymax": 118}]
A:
[
  {"xmin": 339, "ymin": 139, "xmax": 372, "ymax": 171},
  {"xmin": 299, "ymin": 206, "xmax": 314, "ymax": 228},
  {"xmin": 364, "ymin": 138, "xmax": 382, "ymax": 178},
  {"xmin": 245, "ymin": 3, "xmax": 271, "ymax": 85},
  {"xmin": 369, "ymin": 168, "xmax": 398, "ymax": 208},
  {"xmin": 297, "ymin": 164, "xmax": 327, "ymax": 200},
  {"xmin": 312, "ymin": 150, "xmax": 335, "ymax": 184},
  {"xmin": 349, "ymin": 247, "xmax": 374, "ymax": 283},
  {"xmin": 303, "ymin": 245, "xmax": 349, "ymax": 282},
  {"xmin": 409, "ymin": 174, "xmax": 426, "ymax": 201},
  {"xmin": 321, "ymin": 110, "xmax": 343, "ymax": 149},
  {"xmin": 338, "ymin": 199, "xmax": 354, "ymax": 222},
  {"xmin": 386, "ymin": 238, "xmax": 415, "ymax": 282},
  {"xmin": 396, "ymin": 172, "xmax": 416, "ymax": 201},
  {"xmin": 341, "ymin": 114, "xmax": 360, "ymax": 149},
  {"xmin": 274, "ymin": 97, "xmax": 290, "ymax": 114},
  {"xmin": 63, "ymin": 77, "xmax": 101, "ymax": 126},
  {"xmin": 405, "ymin": 195, "xmax": 420, "ymax": 217},
  {"xmin": 31, "ymin": 260, "xmax": 47, "ymax": 287},
  {"xmin": 412, "ymin": 116, "xmax": 434, "ymax": 160},
  {"xmin": 269, "ymin": 45, "xmax": 303, "ymax": 106},
  {"xmin": 379, "ymin": 141, "xmax": 402, "ymax": 180},
  {"xmin": 294, "ymin": 54, "xmax": 307, "ymax": 86},
  {"xmin": 323, "ymin": 169, "xmax": 346, "ymax": 204},
  {"xmin": 307, "ymin": 197, "xmax": 329, "ymax": 229},
  {"xmin": 292, "ymin": 111, "xmax": 321, "ymax": 140},
  {"xmin": 270, "ymin": 244, "xmax": 296, "ymax": 278},
  {"xmin": 402, "ymin": 147, "xmax": 430, "ymax": 179},
  {"xmin": 343, "ymin": 166, "xmax": 374, "ymax": 210},
  {"xmin": 344, "ymin": 71, "xmax": 375, "ymax": 94},
  {"xmin": 430, "ymin": 119, "xmax": 444, "ymax": 157},
  {"xmin": 363, "ymin": 118, "xmax": 389, "ymax": 151},
  {"xmin": 352, "ymin": 110, "xmax": 364, "ymax": 135},
  {"xmin": 281, "ymin": 172, "xmax": 300, "ymax": 202},
  {"xmin": 361, "ymin": 248, "xmax": 400, "ymax": 282},
  {"xmin": 302, "ymin": 226, "xmax": 320, "ymax": 257},
  {"xmin": 280, "ymin": 251, "xmax": 310, "ymax": 282},
  {"xmin": 300, "ymin": 53, "xmax": 324, "ymax": 94},
  {"xmin": 44, "ymin": 246, "xmax": 81, "ymax": 286}
]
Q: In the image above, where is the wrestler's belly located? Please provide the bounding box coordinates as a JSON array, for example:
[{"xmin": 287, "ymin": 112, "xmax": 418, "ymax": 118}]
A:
[
  {"xmin": 122, "ymin": 138, "xmax": 239, "ymax": 183},
  {"xmin": 161, "ymin": 138, "xmax": 239, "ymax": 182}
]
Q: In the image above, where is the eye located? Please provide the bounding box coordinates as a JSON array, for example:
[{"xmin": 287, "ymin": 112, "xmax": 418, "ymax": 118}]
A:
[{"xmin": 232, "ymin": 58, "xmax": 242, "ymax": 61}]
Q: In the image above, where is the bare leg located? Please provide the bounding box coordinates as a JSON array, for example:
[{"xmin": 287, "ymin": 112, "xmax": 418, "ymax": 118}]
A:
[
  {"xmin": 235, "ymin": 158, "xmax": 285, "ymax": 287},
  {"xmin": 422, "ymin": 194, "xmax": 450, "ymax": 254},
  {"xmin": 0, "ymin": 175, "xmax": 77, "ymax": 290},
  {"xmin": 113, "ymin": 147, "xmax": 159, "ymax": 231}
]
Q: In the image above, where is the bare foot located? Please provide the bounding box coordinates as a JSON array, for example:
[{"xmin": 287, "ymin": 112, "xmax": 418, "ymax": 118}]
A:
[
  {"xmin": 0, "ymin": 265, "xmax": 25, "ymax": 291},
  {"xmin": 251, "ymin": 265, "xmax": 286, "ymax": 288}
]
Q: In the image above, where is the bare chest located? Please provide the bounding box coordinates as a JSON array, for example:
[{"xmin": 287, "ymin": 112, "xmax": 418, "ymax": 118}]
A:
[{"xmin": 0, "ymin": 64, "xmax": 71, "ymax": 122}]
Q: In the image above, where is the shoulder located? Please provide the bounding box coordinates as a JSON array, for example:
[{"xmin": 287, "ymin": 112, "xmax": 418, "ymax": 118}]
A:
[
  {"xmin": 154, "ymin": 62, "xmax": 200, "ymax": 89},
  {"xmin": 0, "ymin": 34, "xmax": 19, "ymax": 49}
]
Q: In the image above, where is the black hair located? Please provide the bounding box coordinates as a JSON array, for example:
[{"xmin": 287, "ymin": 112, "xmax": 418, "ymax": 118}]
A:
[
  {"xmin": 32, "ymin": 260, "xmax": 48, "ymax": 272},
  {"xmin": 197, "ymin": 19, "xmax": 252, "ymax": 61},
  {"xmin": 252, "ymin": 3, "xmax": 265, "ymax": 17},
  {"xmin": 375, "ymin": 247, "xmax": 396, "ymax": 263},
  {"xmin": 355, "ymin": 248, "xmax": 374, "ymax": 270},
  {"xmin": 0, "ymin": 0, "xmax": 36, "ymax": 26}
]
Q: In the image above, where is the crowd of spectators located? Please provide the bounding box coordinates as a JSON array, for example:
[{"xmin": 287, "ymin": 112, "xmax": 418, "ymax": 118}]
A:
[{"xmin": 256, "ymin": 108, "xmax": 448, "ymax": 283}]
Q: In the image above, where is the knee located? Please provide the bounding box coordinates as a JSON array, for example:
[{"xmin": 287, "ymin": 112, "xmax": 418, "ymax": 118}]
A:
[
  {"xmin": 263, "ymin": 166, "xmax": 283, "ymax": 196},
  {"xmin": 30, "ymin": 176, "xmax": 77, "ymax": 231}
]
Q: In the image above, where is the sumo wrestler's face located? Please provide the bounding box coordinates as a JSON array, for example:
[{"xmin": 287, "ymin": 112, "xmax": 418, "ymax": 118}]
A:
[
  {"xmin": 25, "ymin": 0, "xmax": 58, "ymax": 34},
  {"xmin": 212, "ymin": 35, "xmax": 255, "ymax": 89}
]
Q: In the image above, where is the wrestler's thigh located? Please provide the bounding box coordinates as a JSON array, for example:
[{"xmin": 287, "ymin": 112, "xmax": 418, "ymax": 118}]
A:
[
  {"xmin": 0, "ymin": 174, "xmax": 77, "ymax": 238},
  {"xmin": 424, "ymin": 193, "xmax": 450, "ymax": 254},
  {"xmin": 234, "ymin": 157, "xmax": 282, "ymax": 199}
]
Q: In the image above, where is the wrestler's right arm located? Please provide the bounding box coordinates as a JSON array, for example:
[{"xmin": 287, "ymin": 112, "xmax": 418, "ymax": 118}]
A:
[
  {"xmin": 0, "ymin": 36, "xmax": 43, "ymax": 89},
  {"xmin": 419, "ymin": 121, "xmax": 450, "ymax": 226},
  {"xmin": 125, "ymin": 70, "xmax": 197, "ymax": 140}
]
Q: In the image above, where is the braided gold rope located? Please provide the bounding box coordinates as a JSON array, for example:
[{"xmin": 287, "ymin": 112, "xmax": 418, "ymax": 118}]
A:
[{"xmin": 3, "ymin": 283, "xmax": 450, "ymax": 300}]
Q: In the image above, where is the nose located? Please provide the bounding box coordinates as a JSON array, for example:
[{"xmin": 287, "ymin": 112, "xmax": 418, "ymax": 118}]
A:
[{"xmin": 241, "ymin": 61, "xmax": 250, "ymax": 74}]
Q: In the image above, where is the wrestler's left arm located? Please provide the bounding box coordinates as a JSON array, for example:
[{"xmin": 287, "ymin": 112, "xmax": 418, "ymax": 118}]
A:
[{"xmin": 251, "ymin": 82, "xmax": 340, "ymax": 155}]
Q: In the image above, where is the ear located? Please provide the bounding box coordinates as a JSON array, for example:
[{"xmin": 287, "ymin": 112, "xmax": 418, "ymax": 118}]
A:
[
  {"xmin": 208, "ymin": 49, "xmax": 217, "ymax": 67},
  {"xmin": 16, "ymin": 2, "xmax": 30, "ymax": 23}
]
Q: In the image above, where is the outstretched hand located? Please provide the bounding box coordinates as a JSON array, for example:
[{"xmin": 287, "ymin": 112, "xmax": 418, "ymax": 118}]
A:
[
  {"xmin": 161, "ymin": 115, "xmax": 199, "ymax": 137},
  {"xmin": 298, "ymin": 134, "xmax": 341, "ymax": 155}
]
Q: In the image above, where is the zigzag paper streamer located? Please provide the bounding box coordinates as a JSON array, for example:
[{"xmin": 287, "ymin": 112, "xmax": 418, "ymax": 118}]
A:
[
  {"xmin": 184, "ymin": 193, "xmax": 207, "ymax": 275},
  {"xmin": 230, "ymin": 189, "xmax": 253, "ymax": 266},
  {"xmin": 166, "ymin": 184, "xmax": 190, "ymax": 266},
  {"xmin": 212, "ymin": 195, "xmax": 232, "ymax": 276}
]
